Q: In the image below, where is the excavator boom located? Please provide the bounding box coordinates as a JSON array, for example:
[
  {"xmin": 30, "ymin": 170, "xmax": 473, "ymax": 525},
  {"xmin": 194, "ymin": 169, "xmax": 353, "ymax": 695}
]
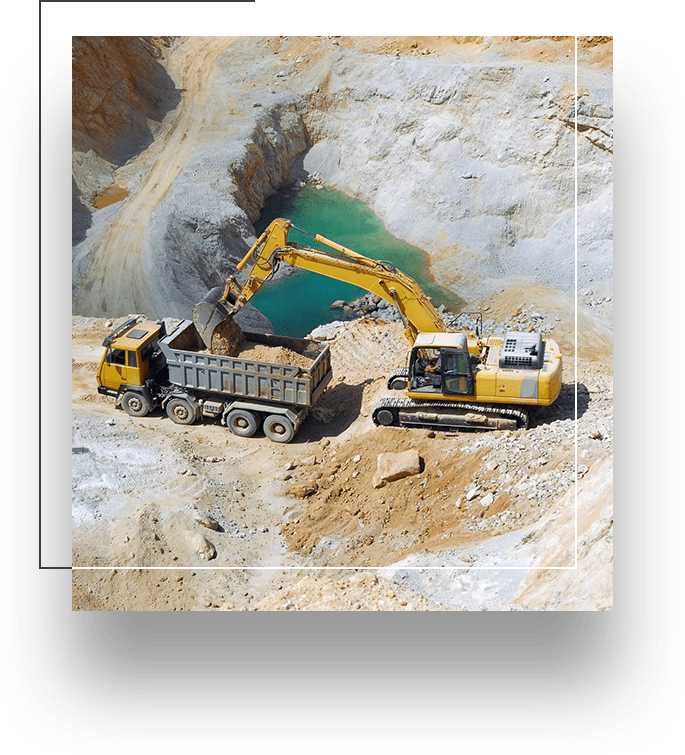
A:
[{"xmin": 194, "ymin": 218, "xmax": 449, "ymax": 347}]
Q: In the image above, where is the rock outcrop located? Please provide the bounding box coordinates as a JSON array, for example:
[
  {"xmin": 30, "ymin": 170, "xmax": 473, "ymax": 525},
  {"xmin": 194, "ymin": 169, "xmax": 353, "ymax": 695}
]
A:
[{"xmin": 71, "ymin": 36, "xmax": 612, "ymax": 323}]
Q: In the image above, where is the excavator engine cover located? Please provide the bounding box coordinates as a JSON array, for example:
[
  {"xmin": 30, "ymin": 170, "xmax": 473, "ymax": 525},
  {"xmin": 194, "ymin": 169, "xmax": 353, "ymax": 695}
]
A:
[
  {"xmin": 193, "ymin": 287, "xmax": 238, "ymax": 349},
  {"xmin": 498, "ymin": 331, "xmax": 543, "ymax": 370}
]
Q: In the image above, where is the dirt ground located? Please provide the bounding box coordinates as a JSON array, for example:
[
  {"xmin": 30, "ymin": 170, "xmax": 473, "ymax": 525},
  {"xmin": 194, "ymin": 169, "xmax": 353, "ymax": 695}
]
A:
[{"xmin": 72, "ymin": 307, "xmax": 612, "ymax": 611}]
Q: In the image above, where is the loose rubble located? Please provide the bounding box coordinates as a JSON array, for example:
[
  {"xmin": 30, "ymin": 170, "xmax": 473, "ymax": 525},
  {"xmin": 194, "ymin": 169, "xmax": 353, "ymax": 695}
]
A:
[{"xmin": 72, "ymin": 306, "xmax": 612, "ymax": 611}]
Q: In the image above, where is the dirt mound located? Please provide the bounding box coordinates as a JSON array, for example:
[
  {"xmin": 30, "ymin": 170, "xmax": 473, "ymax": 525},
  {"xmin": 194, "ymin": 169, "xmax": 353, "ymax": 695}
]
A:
[{"xmin": 238, "ymin": 342, "xmax": 314, "ymax": 369}]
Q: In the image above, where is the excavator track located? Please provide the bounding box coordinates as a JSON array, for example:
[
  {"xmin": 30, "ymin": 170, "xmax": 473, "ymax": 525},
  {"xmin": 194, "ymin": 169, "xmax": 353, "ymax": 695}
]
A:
[
  {"xmin": 387, "ymin": 367, "xmax": 410, "ymax": 390},
  {"xmin": 372, "ymin": 397, "xmax": 529, "ymax": 432}
]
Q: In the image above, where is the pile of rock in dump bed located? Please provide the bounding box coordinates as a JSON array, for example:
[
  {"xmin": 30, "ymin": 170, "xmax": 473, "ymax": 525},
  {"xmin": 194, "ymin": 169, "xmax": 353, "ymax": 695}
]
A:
[{"xmin": 210, "ymin": 316, "xmax": 316, "ymax": 368}]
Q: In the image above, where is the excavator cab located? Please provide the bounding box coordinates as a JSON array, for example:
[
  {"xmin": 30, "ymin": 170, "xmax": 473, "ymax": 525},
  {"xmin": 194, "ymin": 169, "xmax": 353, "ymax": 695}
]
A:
[{"xmin": 407, "ymin": 334, "xmax": 475, "ymax": 397}]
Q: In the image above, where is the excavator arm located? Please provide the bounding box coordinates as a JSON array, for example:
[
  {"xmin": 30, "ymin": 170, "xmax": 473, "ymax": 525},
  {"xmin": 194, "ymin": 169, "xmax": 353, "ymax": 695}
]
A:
[{"xmin": 194, "ymin": 218, "xmax": 450, "ymax": 347}]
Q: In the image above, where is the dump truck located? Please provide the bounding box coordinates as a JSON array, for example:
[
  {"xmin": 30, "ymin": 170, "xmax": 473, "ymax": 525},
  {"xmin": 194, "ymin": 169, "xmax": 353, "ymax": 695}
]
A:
[
  {"xmin": 195, "ymin": 218, "xmax": 563, "ymax": 432},
  {"xmin": 96, "ymin": 316, "xmax": 332, "ymax": 443}
]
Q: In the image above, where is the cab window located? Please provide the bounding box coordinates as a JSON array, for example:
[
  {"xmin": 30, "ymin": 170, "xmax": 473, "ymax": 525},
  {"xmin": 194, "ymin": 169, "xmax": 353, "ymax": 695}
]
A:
[
  {"xmin": 108, "ymin": 348, "xmax": 126, "ymax": 366},
  {"xmin": 127, "ymin": 351, "xmax": 137, "ymax": 368},
  {"xmin": 141, "ymin": 344, "xmax": 155, "ymax": 363}
]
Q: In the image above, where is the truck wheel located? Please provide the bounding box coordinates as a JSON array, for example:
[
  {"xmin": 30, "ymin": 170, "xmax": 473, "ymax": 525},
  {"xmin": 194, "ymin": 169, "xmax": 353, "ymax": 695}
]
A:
[
  {"xmin": 226, "ymin": 409, "xmax": 258, "ymax": 437},
  {"xmin": 166, "ymin": 396, "xmax": 198, "ymax": 425},
  {"xmin": 263, "ymin": 414, "xmax": 294, "ymax": 443},
  {"xmin": 121, "ymin": 391, "xmax": 151, "ymax": 417}
]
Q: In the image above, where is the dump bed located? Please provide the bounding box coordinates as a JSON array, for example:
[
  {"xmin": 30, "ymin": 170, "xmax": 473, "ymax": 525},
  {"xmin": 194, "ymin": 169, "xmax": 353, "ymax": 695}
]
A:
[{"xmin": 158, "ymin": 319, "xmax": 331, "ymax": 408}]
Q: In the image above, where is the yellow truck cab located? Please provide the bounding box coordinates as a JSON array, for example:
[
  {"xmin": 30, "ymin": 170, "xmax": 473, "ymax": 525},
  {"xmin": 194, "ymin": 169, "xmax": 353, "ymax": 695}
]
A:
[{"xmin": 96, "ymin": 318, "xmax": 164, "ymax": 416}]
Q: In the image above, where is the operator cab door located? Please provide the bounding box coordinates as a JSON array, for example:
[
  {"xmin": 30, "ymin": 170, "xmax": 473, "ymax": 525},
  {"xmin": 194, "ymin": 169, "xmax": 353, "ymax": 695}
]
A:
[
  {"xmin": 100, "ymin": 348, "xmax": 142, "ymax": 391},
  {"xmin": 98, "ymin": 347, "xmax": 127, "ymax": 392},
  {"xmin": 441, "ymin": 348, "xmax": 474, "ymax": 396}
]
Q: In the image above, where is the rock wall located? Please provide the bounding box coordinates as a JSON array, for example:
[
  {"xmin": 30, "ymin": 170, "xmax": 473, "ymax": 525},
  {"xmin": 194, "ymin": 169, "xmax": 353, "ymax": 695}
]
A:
[
  {"xmin": 72, "ymin": 36, "xmax": 179, "ymax": 245},
  {"xmin": 72, "ymin": 36, "xmax": 612, "ymax": 320},
  {"xmin": 144, "ymin": 100, "xmax": 311, "ymax": 320},
  {"xmin": 300, "ymin": 38, "xmax": 612, "ymax": 301}
]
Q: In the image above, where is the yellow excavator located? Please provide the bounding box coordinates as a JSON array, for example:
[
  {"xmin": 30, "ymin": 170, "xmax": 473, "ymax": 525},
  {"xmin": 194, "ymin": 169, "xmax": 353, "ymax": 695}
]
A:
[{"xmin": 194, "ymin": 218, "xmax": 563, "ymax": 432}]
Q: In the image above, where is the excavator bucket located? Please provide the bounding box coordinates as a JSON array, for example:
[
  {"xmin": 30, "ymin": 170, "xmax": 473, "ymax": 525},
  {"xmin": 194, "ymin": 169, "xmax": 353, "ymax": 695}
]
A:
[{"xmin": 193, "ymin": 286, "xmax": 236, "ymax": 349}]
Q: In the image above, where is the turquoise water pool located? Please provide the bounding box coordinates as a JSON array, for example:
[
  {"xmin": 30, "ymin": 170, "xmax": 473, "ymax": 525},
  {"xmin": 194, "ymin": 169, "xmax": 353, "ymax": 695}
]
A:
[{"xmin": 249, "ymin": 185, "xmax": 461, "ymax": 337}]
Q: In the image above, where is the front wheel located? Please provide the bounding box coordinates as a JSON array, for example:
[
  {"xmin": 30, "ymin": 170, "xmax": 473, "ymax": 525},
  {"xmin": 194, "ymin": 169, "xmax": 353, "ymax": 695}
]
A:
[
  {"xmin": 166, "ymin": 396, "xmax": 198, "ymax": 425},
  {"xmin": 121, "ymin": 391, "xmax": 151, "ymax": 417},
  {"xmin": 263, "ymin": 414, "xmax": 295, "ymax": 443}
]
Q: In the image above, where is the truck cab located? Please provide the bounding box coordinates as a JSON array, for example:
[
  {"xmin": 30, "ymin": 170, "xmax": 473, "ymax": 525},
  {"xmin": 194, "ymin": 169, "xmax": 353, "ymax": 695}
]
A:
[{"xmin": 96, "ymin": 319, "xmax": 164, "ymax": 409}]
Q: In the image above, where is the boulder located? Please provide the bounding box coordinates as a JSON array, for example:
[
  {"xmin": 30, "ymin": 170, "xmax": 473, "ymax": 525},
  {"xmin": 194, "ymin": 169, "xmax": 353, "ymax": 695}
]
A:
[
  {"xmin": 189, "ymin": 532, "xmax": 217, "ymax": 561},
  {"xmin": 195, "ymin": 515, "xmax": 219, "ymax": 531},
  {"xmin": 288, "ymin": 481, "xmax": 318, "ymax": 498},
  {"xmin": 373, "ymin": 450, "xmax": 421, "ymax": 488}
]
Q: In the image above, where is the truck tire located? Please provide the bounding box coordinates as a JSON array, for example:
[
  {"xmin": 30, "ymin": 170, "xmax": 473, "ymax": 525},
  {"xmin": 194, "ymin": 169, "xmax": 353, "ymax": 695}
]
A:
[
  {"xmin": 226, "ymin": 409, "xmax": 258, "ymax": 437},
  {"xmin": 263, "ymin": 414, "xmax": 295, "ymax": 443},
  {"xmin": 166, "ymin": 396, "xmax": 198, "ymax": 425},
  {"xmin": 121, "ymin": 391, "xmax": 151, "ymax": 417}
]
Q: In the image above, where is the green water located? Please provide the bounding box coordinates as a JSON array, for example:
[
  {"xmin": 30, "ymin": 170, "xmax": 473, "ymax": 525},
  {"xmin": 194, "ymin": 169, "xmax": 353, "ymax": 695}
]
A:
[{"xmin": 250, "ymin": 185, "xmax": 461, "ymax": 338}]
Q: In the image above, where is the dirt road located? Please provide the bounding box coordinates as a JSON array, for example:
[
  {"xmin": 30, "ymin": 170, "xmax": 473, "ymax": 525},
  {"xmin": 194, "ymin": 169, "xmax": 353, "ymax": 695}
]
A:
[{"xmin": 74, "ymin": 37, "xmax": 235, "ymax": 318}]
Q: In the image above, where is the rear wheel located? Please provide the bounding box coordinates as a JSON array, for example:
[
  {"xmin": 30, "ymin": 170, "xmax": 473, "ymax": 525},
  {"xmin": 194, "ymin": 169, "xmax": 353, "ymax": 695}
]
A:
[
  {"xmin": 226, "ymin": 409, "xmax": 258, "ymax": 437},
  {"xmin": 166, "ymin": 396, "xmax": 198, "ymax": 425},
  {"xmin": 263, "ymin": 414, "xmax": 295, "ymax": 443}
]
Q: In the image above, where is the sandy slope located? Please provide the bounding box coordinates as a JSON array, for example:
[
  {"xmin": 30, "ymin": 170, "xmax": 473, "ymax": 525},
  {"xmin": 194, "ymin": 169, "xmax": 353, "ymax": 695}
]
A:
[{"xmin": 74, "ymin": 38, "xmax": 235, "ymax": 316}]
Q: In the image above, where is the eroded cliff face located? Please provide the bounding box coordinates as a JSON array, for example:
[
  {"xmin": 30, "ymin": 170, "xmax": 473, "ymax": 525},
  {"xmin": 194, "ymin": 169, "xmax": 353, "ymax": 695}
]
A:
[
  {"xmin": 71, "ymin": 36, "xmax": 612, "ymax": 322},
  {"xmin": 72, "ymin": 36, "xmax": 178, "ymax": 162},
  {"xmin": 72, "ymin": 36, "xmax": 179, "ymax": 244}
]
